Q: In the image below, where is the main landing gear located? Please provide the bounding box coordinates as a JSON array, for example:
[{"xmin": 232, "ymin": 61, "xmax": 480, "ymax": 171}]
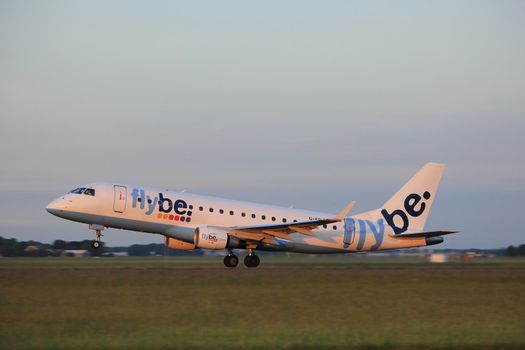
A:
[
  {"xmin": 223, "ymin": 249, "xmax": 260, "ymax": 268},
  {"xmin": 244, "ymin": 249, "xmax": 260, "ymax": 268},
  {"xmin": 224, "ymin": 251, "xmax": 239, "ymax": 268},
  {"xmin": 89, "ymin": 224, "xmax": 104, "ymax": 249}
]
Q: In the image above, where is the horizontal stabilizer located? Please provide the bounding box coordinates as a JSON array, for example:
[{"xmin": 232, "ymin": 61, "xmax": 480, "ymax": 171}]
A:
[{"xmin": 391, "ymin": 230, "xmax": 459, "ymax": 238}]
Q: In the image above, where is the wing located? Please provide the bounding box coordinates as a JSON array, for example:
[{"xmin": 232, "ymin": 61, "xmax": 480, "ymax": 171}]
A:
[{"xmin": 222, "ymin": 201, "xmax": 356, "ymax": 244}]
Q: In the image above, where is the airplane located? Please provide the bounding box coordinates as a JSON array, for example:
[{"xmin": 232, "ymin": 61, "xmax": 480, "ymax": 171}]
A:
[{"xmin": 46, "ymin": 162, "xmax": 457, "ymax": 267}]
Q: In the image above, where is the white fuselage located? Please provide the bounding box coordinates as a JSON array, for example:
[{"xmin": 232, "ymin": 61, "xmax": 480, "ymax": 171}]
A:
[{"xmin": 46, "ymin": 182, "xmax": 428, "ymax": 253}]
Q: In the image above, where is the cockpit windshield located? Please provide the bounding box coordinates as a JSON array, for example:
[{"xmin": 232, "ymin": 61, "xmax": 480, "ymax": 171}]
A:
[
  {"xmin": 69, "ymin": 187, "xmax": 95, "ymax": 196},
  {"xmin": 70, "ymin": 187, "xmax": 86, "ymax": 194}
]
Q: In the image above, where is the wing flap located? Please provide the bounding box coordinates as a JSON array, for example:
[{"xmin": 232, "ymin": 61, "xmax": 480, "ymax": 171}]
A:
[
  {"xmin": 262, "ymin": 230, "xmax": 293, "ymax": 240},
  {"xmin": 391, "ymin": 230, "xmax": 459, "ymax": 238},
  {"xmin": 289, "ymin": 226, "xmax": 315, "ymax": 236},
  {"xmin": 225, "ymin": 228, "xmax": 267, "ymax": 241}
]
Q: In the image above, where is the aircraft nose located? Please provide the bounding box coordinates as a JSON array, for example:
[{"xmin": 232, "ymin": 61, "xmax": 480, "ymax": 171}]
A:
[{"xmin": 46, "ymin": 198, "xmax": 68, "ymax": 215}]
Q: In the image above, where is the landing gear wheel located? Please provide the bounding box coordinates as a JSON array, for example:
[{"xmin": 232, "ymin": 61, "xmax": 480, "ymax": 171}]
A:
[
  {"xmin": 244, "ymin": 254, "xmax": 260, "ymax": 268},
  {"xmin": 223, "ymin": 254, "xmax": 239, "ymax": 268},
  {"xmin": 90, "ymin": 227, "xmax": 104, "ymax": 250}
]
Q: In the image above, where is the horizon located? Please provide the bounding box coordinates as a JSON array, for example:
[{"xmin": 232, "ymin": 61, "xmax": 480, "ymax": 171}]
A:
[{"xmin": 0, "ymin": 233, "xmax": 518, "ymax": 251}]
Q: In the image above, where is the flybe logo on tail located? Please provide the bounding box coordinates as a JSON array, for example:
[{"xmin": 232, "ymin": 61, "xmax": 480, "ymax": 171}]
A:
[{"xmin": 381, "ymin": 191, "xmax": 431, "ymax": 235}]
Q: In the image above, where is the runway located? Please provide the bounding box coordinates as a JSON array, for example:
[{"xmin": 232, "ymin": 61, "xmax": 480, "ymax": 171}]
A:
[{"xmin": 1, "ymin": 256, "xmax": 524, "ymax": 349}]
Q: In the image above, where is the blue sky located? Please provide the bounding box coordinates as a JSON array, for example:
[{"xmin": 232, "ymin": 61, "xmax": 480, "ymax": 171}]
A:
[{"xmin": 1, "ymin": 1, "xmax": 524, "ymax": 248}]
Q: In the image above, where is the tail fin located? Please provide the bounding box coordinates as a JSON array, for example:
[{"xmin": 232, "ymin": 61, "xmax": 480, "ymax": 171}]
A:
[{"xmin": 359, "ymin": 163, "xmax": 445, "ymax": 235}]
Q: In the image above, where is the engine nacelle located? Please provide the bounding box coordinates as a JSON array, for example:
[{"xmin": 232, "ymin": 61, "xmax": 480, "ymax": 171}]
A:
[
  {"xmin": 194, "ymin": 226, "xmax": 229, "ymax": 250},
  {"xmin": 166, "ymin": 237, "xmax": 195, "ymax": 250}
]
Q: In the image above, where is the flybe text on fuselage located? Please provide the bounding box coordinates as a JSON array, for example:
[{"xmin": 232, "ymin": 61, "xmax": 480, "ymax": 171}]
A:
[
  {"xmin": 344, "ymin": 218, "xmax": 385, "ymax": 251},
  {"xmin": 131, "ymin": 188, "xmax": 194, "ymax": 222}
]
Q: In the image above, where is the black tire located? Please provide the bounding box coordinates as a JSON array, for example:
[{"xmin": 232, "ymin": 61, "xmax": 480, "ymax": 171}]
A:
[
  {"xmin": 244, "ymin": 254, "xmax": 260, "ymax": 268},
  {"xmin": 224, "ymin": 254, "xmax": 239, "ymax": 268},
  {"xmin": 229, "ymin": 255, "xmax": 239, "ymax": 267},
  {"xmin": 91, "ymin": 240, "xmax": 101, "ymax": 249},
  {"xmin": 251, "ymin": 254, "xmax": 260, "ymax": 267}
]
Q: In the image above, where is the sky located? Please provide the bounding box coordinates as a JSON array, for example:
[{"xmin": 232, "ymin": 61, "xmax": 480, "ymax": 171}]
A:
[{"xmin": 1, "ymin": 1, "xmax": 524, "ymax": 249}]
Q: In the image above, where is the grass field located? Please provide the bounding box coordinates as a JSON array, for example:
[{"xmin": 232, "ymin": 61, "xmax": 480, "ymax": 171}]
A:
[{"xmin": 1, "ymin": 256, "xmax": 524, "ymax": 350}]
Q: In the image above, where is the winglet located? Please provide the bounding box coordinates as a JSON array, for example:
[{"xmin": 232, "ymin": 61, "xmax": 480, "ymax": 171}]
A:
[{"xmin": 336, "ymin": 201, "xmax": 356, "ymax": 221}]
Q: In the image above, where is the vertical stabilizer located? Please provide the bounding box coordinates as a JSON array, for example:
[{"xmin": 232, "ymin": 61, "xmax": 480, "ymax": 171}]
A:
[{"xmin": 358, "ymin": 163, "xmax": 445, "ymax": 234}]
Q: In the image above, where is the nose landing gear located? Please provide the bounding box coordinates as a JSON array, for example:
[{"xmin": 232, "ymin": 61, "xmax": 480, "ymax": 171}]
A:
[
  {"xmin": 91, "ymin": 239, "xmax": 102, "ymax": 249},
  {"xmin": 89, "ymin": 224, "xmax": 104, "ymax": 249}
]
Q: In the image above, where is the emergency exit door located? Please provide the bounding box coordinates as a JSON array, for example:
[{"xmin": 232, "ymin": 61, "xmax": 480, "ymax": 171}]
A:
[
  {"xmin": 113, "ymin": 185, "xmax": 127, "ymax": 213},
  {"xmin": 343, "ymin": 218, "xmax": 356, "ymax": 248}
]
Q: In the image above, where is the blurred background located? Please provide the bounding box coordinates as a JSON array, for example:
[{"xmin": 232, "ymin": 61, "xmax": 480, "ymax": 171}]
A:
[{"xmin": 1, "ymin": 0, "xmax": 524, "ymax": 248}]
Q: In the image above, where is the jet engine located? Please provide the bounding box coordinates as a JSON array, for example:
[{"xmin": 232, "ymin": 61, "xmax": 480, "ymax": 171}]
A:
[
  {"xmin": 194, "ymin": 226, "xmax": 231, "ymax": 249},
  {"xmin": 166, "ymin": 237, "xmax": 195, "ymax": 250}
]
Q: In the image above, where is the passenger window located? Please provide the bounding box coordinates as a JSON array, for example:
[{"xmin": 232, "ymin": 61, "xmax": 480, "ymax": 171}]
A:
[
  {"xmin": 261, "ymin": 215, "xmax": 266, "ymax": 220},
  {"xmin": 271, "ymin": 217, "xmax": 276, "ymax": 221},
  {"xmin": 282, "ymin": 218, "xmax": 287, "ymax": 223},
  {"xmin": 333, "ymin": 225, "xmax": 337, "ymax": 230},
  {"xmin": 293, "ymin": 220, "xmax": 297, "ymax": 223},
  {"xmin": 323, "ymin": 224, "xmax": 327, "ymax": 229},
  {"xmin": 219, "ymin": 209, "xmax": 224, "ymax": 214},
  {"xmin": 251, "ymin": 214, "xmax": 256, "ymax": 219},
  {"xmin": 209, "ymin": 208, "xmax": 214, "ymax": 213},
  {"xmin": 199, "ymin": 206, "xmax": 203, "ymax": 211},
  {"xmin": 241, "ymin": 212, "xmax": 246, "ymax": 217},
  {"xmin": 84, "ymin": 188, "xmax": 95, "ymax": 196},
  {"xmin": 229, "ymin": 210, "xmax": 234, "ymax": 215}
]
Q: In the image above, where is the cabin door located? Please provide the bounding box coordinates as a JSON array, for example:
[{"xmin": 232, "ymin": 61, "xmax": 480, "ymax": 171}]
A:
[
  {"xmin": 343, "ymin": 218, "xmax": 356, "ymax": 248},
  {"xmin": 113, "ymin": 185, "xmax": 127, "ymax": 213}
]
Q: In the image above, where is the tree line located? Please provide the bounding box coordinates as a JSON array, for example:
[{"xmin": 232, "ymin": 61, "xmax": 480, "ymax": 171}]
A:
[
  {"xmin": 0, "ymin": 236, "xmax": 204, "ymax": 257},
  {"xmin": 2, "ymin": 236, "xmax": 525, "ymax": 257},
  {"xmin": 504, "ymin": 244, "xmax": 525, "ymax": 257}
]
